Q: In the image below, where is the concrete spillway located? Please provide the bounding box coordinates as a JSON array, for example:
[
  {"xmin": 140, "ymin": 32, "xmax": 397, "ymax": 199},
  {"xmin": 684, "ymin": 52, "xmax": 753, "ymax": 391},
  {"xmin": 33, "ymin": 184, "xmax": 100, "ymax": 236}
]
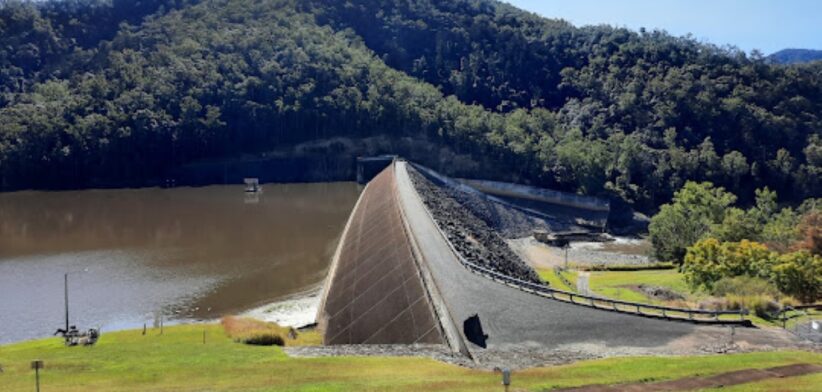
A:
[{"xmin": 317, "ymin": 163, "xmax": 445, "ymax": 345}]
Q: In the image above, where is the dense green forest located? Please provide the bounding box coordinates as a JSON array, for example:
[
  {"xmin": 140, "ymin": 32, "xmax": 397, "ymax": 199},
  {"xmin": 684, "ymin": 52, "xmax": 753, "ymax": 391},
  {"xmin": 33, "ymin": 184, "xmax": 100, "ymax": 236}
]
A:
[{"xmin": 1, "ymin": 0, "xmax": 820, "ymax": 211}]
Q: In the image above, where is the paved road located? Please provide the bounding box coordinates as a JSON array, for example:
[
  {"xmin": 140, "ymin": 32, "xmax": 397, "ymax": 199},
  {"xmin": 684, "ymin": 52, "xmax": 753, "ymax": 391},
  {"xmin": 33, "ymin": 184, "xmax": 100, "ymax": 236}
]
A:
[{"xmin": 395, "ymin": 161, "xmax": 698, "ymax": 352}]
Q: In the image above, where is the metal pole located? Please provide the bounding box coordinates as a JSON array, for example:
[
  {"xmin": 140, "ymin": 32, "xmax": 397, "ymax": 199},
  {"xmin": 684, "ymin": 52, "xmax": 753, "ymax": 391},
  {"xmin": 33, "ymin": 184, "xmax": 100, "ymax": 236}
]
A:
[
  {"xmin": 65, "ymin": 273, "xmax": 69, "ymax": 333},
  {"xmin": 35, "ymin": 367, "xmax": 40, "ymax": 392}
]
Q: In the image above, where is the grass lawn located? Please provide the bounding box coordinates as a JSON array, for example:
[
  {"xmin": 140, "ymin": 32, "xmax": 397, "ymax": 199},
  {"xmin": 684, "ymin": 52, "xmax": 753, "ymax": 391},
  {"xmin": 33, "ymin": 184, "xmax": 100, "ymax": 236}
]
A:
[
  {"xmin": 537, "ymin": 268, "xmax": 577, "ymax": 292},
  {"xmin": 587, "ymin": 269, "xmax": 692, "ymax": 304},
  {"xmin": 1, "ymin": 324, "xmax": 820, "ymax": 391}
]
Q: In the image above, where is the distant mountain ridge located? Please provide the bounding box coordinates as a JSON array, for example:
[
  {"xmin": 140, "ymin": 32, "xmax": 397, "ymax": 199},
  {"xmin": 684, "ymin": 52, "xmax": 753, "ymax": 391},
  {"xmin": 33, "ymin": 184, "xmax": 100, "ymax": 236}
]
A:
[{"xmin": 768, "ymin": 48, "xmax": 822, "ymax": 65}]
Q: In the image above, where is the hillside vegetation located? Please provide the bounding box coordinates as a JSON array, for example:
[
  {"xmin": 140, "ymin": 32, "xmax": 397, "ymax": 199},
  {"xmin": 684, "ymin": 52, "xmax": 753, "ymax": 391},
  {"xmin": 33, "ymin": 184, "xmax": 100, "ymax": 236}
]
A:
[{"xmin": 1, "ymin": 0, "xmax": 821, "ymax": 211}]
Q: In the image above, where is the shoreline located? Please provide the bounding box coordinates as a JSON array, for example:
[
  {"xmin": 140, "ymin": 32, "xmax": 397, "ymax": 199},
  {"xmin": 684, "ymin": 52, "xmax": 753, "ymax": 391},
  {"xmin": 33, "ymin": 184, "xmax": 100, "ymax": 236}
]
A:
[{"xmin": 0, "ymin": 286, "xmax": 324, "ymax": 346}]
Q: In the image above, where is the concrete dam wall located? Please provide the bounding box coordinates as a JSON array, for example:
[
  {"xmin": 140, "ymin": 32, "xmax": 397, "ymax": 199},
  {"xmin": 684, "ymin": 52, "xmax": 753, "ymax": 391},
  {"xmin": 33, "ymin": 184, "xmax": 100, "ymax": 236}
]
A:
[{"xmin": 317, "ymin": 162, "xmax": 445, "ymax": 345}]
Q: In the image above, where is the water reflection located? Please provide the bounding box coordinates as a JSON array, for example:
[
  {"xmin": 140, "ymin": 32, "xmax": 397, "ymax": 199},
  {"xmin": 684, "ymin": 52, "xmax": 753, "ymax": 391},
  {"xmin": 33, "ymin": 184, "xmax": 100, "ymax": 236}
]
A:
[{"xmin": 0, "ymin": 183, "xmax": 360, "ymax": 343}]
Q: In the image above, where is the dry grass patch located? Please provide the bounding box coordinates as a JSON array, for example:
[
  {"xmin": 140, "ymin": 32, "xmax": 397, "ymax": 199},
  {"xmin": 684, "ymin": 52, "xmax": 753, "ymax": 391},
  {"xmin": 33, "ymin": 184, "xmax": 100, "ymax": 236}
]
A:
[{"xmin": 220, "ymin": 316, "xmax": 320, "ymax": 346}]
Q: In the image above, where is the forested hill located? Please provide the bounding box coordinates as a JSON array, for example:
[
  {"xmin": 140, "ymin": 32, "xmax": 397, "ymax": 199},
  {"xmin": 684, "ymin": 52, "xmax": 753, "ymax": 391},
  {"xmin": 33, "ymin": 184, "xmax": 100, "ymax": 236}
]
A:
[
  {"xmin": 768, "ymin": 49, "xmax": 822, "ymax": 65},
  {"xmin": 1, "ymin": 0, "xmax": 820, "ymax": 211}
]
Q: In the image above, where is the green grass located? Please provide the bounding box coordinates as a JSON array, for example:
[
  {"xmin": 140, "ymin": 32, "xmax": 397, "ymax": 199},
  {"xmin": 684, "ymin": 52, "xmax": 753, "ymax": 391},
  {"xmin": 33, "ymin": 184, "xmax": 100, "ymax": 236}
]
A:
[
  {"xmin": 537, "ymin": 268, "xmax": 577, "ymax": 292},
  {"xmin": 0, "ymin": 324, "xmax": 820, "ymax": 391},
  {"xmin": 587, "ymin": 269, "xmax": 692, "ymax": 304}
]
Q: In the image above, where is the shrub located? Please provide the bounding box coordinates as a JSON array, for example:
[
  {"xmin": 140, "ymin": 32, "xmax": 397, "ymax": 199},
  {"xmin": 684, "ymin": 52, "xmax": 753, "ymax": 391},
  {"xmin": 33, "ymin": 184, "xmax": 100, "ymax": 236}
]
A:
[
  {"xmin": 221, "ymin": 316, "xmax": 286, "ymax": 346},
  {"xmin": 243, "ymin": 333, "xmax": 285, "ymax": 346},
  {"xmin": 711, "ymin": 276, "xmax": 779, "ymax": 298},
  {"xmin": 722, "ymin": 294, "xmax": 780, "ymax": 318},
  {"xmin": 772, "ymin": 251, "xmax": 822, "ymax": 303},
  {"xmin": 683, "ymin": 238, "xmax": 775, "ymax": 291}
]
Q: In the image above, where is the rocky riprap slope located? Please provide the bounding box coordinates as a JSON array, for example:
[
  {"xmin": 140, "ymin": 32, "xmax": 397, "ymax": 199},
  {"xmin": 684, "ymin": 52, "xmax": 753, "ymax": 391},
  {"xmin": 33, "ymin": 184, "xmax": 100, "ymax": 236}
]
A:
[
  {"xmin": 437, "ymin": 184, "xmax": 558, "ymax": 239},
  {"xmin": 408, "ymin": 167, "xmax": 541, "ymax": 284}
]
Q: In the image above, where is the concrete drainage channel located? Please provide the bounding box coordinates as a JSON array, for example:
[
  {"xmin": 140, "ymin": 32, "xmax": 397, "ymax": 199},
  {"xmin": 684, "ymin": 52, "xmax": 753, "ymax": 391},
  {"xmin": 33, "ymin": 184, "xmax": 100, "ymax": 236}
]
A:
[{"xmin": 406, "ymin": 163, "xmax": 751, "ymax": 327}]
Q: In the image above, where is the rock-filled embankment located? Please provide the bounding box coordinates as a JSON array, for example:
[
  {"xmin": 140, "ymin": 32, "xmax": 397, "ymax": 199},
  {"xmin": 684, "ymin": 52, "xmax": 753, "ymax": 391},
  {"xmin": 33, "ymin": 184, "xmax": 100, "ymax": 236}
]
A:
[{"xmin": 408, "ymin": 166, "xmax": 541, "ymax": 284}]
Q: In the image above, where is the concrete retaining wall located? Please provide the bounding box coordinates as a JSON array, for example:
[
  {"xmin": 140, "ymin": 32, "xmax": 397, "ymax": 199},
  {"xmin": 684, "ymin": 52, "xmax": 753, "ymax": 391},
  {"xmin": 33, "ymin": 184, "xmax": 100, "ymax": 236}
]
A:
[{"xmin": 458, "ymin": 179, "xmax": 610, "ymax": 212}]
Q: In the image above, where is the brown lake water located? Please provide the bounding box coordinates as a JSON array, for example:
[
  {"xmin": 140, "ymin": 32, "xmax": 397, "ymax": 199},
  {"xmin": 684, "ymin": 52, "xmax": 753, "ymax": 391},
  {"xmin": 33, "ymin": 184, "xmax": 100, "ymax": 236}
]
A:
[{"xmin": 0, "ymin": 183, "xmax": 360, "ymax": 344}]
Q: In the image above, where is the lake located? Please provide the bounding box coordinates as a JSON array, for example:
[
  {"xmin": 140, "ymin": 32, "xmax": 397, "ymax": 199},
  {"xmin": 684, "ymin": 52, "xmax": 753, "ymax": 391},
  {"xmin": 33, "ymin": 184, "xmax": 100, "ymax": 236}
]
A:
[{"xmin": 0, "ymin": 183, "xmax": 360, "ymax": 344}]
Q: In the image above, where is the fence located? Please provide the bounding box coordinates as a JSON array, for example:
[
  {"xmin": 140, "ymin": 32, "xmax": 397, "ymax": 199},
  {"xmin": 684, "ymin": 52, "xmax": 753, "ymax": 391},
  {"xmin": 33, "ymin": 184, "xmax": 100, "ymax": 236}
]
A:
[
  {"xmin": 553, "ymin": 267, "xmax": 576, "ymax": 291},
  {"xmin": 774, "ymin": 304, "xmax": 821, "ymax": 343},
  {"xmin": 463, "ymin": 260, "xmax": 749, "ymax": 324}
]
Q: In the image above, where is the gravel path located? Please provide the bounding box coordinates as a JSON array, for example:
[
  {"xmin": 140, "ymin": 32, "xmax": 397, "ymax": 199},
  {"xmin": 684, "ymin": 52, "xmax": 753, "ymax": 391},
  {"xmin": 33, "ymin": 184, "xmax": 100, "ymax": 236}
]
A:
[{"xmin": 284, "ymin": 343, "xmax": 608, "ymax": 369}]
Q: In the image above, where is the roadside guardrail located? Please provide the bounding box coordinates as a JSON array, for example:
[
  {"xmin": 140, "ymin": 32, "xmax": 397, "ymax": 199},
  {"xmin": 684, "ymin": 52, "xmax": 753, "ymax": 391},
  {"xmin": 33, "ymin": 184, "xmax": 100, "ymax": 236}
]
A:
[{"xmin": 462, "ymin": 261, "xmax": 750, "ymax": 325}]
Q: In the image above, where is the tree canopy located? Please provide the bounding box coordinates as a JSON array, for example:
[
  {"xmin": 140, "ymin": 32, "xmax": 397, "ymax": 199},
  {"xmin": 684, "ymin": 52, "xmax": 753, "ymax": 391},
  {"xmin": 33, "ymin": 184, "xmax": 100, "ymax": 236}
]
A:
[{"xmin": 1, "ymin": 0, "xmax": 820, "ymax": 212}]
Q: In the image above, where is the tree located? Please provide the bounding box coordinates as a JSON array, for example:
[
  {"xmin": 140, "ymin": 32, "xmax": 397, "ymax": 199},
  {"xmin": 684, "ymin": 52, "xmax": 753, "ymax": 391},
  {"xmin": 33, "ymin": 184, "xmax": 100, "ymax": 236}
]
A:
[
  {"xmin": 708, "ymin": 207, "xmax": 759, "ymax": 243},
  {"xmin": 706, "ymin": 187, "xmax": 792, "ymax": 246},
  {"xmin": 760, "ymin": 208, "xmax": 800, "ymax": 252},
  {"xmin": 649, "ymin": 181, "xmax": 736, "ymax": 263},
  {"xmin": 794, "ymin": 211, "xmax": 822, "ymax": 256},
  {"xmin": 772, "ymin": 251, "xmax": 822, "ymax": 302}
]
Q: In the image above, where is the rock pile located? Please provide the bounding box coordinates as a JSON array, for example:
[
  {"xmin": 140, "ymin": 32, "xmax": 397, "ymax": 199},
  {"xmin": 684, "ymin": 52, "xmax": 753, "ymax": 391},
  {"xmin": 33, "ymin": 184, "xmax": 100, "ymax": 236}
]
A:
[{"xmin": 408, "ymin": 167, "xmax": 541, "ymax": 284}]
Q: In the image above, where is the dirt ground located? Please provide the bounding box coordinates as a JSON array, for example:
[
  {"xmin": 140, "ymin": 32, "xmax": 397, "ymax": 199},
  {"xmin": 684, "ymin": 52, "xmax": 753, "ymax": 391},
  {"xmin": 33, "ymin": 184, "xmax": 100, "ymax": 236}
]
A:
[
  {"xmin": 556, "ymin": 363, "xmax": 822, "ymax": 391},
  {"xmin": 508, "ymin": 236, "xmax": 656, "ymax": 268}
]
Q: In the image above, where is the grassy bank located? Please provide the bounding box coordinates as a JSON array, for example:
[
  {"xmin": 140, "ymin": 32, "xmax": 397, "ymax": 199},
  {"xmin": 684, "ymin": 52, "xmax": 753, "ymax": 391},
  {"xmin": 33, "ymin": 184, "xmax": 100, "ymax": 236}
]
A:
[
  {"xmin": 1, "ymin": 324, "xmax": 820, "ymax": 391},
  {"xmin": 587, "ymin": 269, "xmax": 692, "ymax": 304},
  {"xmin": 537, "ymin": 268, "xmax": 577, "ymax": 292}
]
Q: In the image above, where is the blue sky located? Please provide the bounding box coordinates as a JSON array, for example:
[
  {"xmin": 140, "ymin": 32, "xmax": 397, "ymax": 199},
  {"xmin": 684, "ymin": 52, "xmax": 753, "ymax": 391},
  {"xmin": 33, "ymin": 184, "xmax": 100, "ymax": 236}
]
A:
[{"xmin": 505, "ymin": 0, "xmax": 822, "ymax": 54}]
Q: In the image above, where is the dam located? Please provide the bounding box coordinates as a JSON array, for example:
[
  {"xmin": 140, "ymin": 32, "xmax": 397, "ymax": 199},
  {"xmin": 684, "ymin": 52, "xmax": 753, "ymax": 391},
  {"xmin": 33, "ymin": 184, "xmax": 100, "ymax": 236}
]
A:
[
  {"xmin": 317, "ymin": 163, "xmax": 445, "ymax": 345},
  {"xmin": 317, "ymin": 159, "xmax": 799, "ymax": 359}
]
